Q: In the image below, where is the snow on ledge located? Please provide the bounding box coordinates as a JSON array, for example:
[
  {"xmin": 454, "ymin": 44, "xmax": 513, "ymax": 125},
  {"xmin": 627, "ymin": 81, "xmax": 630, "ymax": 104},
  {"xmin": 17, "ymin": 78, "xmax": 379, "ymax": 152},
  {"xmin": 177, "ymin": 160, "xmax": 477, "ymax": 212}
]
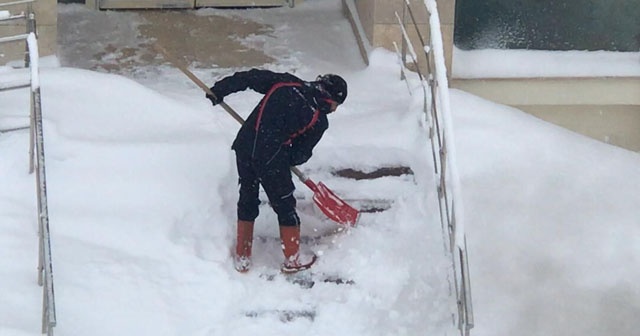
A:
[{"xmin": 453, "ymin": 47, "xmax": 640, "ymax": 79}]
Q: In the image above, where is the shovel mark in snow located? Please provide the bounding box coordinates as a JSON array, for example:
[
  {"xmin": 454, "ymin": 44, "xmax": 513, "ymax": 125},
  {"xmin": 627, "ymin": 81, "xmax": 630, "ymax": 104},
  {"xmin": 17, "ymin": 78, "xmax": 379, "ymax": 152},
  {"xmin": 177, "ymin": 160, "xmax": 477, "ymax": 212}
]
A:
[
  {"xmin": 244, "ymin": 309, "xmax": 316, "ymax": 322},
  {"xmin": 333, "ymin": 166, "xmax": 414, "ymax": 180}
]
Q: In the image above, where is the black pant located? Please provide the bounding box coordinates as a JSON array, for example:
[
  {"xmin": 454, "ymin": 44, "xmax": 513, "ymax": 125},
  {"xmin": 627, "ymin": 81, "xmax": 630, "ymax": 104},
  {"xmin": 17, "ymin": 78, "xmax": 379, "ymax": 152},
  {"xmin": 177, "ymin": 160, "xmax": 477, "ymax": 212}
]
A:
[{"xmin": 235, "ymin": 151, "xmax": 300, "ymax": 227}]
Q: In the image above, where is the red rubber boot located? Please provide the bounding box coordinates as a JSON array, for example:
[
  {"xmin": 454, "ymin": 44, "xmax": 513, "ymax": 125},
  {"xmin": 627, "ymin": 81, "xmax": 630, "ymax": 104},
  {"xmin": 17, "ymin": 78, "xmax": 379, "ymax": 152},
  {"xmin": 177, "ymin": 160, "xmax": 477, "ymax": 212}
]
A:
[
  {"xmin": 234, "ymin": 220, "xmax": 254, "ymax": 273},
  {"xmin": 279, "ymin": 226, "xmax": 317, "ymax": 274}
]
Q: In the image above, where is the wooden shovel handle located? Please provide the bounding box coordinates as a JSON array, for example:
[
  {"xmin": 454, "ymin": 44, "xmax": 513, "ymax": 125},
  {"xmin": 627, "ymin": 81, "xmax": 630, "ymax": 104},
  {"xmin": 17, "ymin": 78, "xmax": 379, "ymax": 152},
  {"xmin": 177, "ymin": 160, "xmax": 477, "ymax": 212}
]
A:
[
  {"xmin": 153, "ymin": 44, "xmax": 245, "ymax": 125},
  {"xmin": 154, "ymin": 43, "xmax": 308, "ymax": 183}
]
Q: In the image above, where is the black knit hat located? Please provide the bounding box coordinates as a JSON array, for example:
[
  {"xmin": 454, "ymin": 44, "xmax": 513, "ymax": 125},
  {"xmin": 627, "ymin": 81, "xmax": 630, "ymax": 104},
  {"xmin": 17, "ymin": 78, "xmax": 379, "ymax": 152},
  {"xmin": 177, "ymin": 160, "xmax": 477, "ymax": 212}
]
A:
[{"xmin": 317, "ymin": 74, "xmax": 347, "ymax": 104}]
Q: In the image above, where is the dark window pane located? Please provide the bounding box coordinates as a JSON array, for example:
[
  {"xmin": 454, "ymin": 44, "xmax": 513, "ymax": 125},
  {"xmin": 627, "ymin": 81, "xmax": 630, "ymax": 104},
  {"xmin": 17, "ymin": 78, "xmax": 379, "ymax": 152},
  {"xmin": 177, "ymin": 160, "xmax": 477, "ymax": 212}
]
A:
[{"xmin": 454, "ymin": 0, "xmax": 640, "ymax": 51}]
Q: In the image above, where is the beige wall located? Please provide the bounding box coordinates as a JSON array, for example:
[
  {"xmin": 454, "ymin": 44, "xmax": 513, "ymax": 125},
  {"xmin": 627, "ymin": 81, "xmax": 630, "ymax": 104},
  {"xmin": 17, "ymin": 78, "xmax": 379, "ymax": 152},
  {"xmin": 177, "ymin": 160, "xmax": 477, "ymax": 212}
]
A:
[
  {"xmin": 525, "ymin": 105, "xmax": 640, "ymax": 152},
  {"xmin": 347, "ymin": 0, "xmax": 455, "ymax": 75},
  {"xmin": 87, "ymin": 0, "xmax": 296, "ymax": 9},
  {"xmin": 0, "ymin": 0, "xmax": 57, "ymax": 65},
  {"xmin": 95, "ymin": 0, "xmax": 194, "ymax": 9},
  {"xmin": 4, "ymin": 0, "xmax": 636, "ymax": 151},
  {"xmin": 196, "ymin": 0, "xmax": 292, "ymax": 7},
  {"xmin": 347, "ymin": 0, "xmax": 640, "ymax": 152},
  {"xmin": 451, "ymin": 77, "xmax": 640, "ymax": 151}
]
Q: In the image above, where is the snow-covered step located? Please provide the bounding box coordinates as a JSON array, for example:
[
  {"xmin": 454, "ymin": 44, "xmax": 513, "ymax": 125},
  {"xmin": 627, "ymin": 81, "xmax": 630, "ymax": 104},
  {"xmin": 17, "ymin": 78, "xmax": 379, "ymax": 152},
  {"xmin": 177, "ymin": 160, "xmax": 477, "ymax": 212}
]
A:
[
  {"xmin": 259, "ymin": 272, "xmax": 355, "ymax": 289},
  {"xmin": 0, "ymin": 67, "xmax": 31, "ymax": 92},
  {"xmin": 244, "ymin": 308, "xmax": 316, "ymax": 322},
  {"xmin": 255, "ymin": 226, "xmax": 346, "ymax": 246},
  {"xmin": 332, "ymin": 166, "xmax": 414, "ymax": 180},
  {"xmin": 0, "ymin": 79, "xmax": 30, "ymax": 92}
]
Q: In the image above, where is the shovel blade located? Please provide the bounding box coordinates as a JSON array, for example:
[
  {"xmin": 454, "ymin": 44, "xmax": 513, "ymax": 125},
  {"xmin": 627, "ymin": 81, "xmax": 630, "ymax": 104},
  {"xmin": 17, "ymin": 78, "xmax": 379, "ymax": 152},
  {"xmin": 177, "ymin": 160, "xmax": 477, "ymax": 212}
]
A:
[{"xmin": 312, "ymin": 182, "xmax": 360, "ymax": 227}]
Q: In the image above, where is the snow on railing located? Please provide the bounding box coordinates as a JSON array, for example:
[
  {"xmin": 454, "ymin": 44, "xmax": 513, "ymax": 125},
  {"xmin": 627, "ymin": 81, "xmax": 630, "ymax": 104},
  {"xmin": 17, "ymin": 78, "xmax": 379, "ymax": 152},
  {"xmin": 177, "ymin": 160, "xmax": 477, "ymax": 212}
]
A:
[
  {"xmin": 28, "ymin": 32, "xmax": 57, "ymax": 336},
  {"xmin": 394, "ymin": 0, "xmax": 474, "ymax": 335},
  {"xmin": 0, "ymin": 3, "xmax": 57, "ymax": 335}
]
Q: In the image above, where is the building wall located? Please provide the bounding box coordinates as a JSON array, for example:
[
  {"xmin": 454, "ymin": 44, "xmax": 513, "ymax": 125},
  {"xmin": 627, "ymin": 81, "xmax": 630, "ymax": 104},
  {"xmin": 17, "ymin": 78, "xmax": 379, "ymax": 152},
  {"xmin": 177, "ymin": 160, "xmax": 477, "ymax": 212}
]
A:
[
  {"xmin": 451, "ymin": 77, "xmax": 640, "ymax": 151},
  {"xmin": 85, "ymin": 0, "xmax": 296, "ymax": 9},
  {"xmin": 347, "ymin": 0, "xmax": 454, "ymax": 75},
  {"xmin": 4, "ymin": 0, "xmax": 638, "ymax": 151},
  {"xmin": 346, "ymin": 0, "xmax": 640, "ymax": 152},
  {"xmin": 0, "ymin": 0, "xmax": 57, "ymax": 65}
]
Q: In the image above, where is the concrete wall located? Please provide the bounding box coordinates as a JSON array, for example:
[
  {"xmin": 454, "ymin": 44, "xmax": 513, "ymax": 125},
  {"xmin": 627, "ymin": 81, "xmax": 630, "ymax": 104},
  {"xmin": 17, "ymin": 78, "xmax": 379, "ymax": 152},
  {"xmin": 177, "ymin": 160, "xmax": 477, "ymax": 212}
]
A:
[
  {"xmin": 94, "ymin": 0, "xmax": 194, "ymax": 9},
  {"xmin": 4, "ymin": 0, "xmax": 637, "ymax": 151},
  {"xmin": 346, "ymin": 0, "xmax": 640, "ymax": 152},
  {"xmin": 347, "ymin": 0, "xmax": 454, "ymax": 75},
  {"xmin": 451, "ymin": 77, "xmax": 640, "ymax": 151},
  {"xmin": 87, "ymin": 0, "xmax": 295, "ymax": 9},
  {"xmin": 196, "ymin": 0, "xmax": 292, "ymax": 7},
  {"xmin": 0, "ymin": 0, "xmax": 57, "ymax": 65}
]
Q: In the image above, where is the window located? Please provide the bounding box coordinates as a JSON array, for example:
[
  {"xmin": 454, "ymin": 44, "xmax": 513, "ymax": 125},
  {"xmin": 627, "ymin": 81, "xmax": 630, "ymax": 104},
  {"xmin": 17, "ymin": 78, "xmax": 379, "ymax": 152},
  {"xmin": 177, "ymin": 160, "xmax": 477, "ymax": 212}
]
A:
[{"xmin": 454, "ymin": 0, "xmax": 640, "ymax": 51}]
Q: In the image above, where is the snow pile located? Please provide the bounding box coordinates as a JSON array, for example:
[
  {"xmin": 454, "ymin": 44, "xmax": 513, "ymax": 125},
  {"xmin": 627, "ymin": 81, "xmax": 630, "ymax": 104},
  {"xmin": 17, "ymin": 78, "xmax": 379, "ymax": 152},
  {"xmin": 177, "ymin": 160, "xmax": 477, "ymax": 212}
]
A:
[{"xmin": 1, "ymin": 1, "xmax": 639, "ymax": 336}]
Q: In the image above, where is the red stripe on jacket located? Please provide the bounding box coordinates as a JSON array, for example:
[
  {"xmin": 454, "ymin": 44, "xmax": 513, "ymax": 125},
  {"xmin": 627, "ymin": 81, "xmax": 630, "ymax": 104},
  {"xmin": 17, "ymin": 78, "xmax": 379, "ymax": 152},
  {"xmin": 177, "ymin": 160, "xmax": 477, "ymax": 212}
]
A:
[
  {"xmin": 255, "ymin": 82, "xmax": 302, "ymax": 131},
  {"xmin": 283, "ymin": 109, "xmax": 319, "ymax": 145},
  {"xmin": 255, "ymin": 82, "xmax": 320, "ymax": 145}
]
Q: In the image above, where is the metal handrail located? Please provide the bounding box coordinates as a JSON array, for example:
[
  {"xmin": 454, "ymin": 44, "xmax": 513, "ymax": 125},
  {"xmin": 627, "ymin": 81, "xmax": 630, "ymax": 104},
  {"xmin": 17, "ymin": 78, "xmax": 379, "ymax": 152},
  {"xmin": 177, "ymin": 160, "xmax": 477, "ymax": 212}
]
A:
[
  {"xmin": 0, "ymin": 13, "xmax": 27, "ymax": 22},
  {"xmin": 0, "ymin": 0, "xmax": 35, "ymax": 7},
  {"xmin": 32, "ymin": 66, "xmax": 57, "ymax": 336},
  {"xmin": 0, "ymin": 33, "xmax": 29, "ymax": 44},
  {"xmin": 395, "ymin": 1, "xmax": 474, "ymax": 335},
  {"xmin": 28, "ymin": 30, "xmax": 57, "ymax": 336},
  {"xmin": 1, "ymin": 4, "xmax": 58, "ymax": 335}
]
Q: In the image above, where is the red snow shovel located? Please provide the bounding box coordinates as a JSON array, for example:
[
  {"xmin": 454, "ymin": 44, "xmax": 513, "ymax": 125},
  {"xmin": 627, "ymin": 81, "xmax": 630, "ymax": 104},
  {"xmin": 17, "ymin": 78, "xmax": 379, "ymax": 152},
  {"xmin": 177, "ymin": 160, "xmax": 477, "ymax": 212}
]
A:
[{"xmin": 155, "ymin": 45, "xmax": 360, "ymax": 226}]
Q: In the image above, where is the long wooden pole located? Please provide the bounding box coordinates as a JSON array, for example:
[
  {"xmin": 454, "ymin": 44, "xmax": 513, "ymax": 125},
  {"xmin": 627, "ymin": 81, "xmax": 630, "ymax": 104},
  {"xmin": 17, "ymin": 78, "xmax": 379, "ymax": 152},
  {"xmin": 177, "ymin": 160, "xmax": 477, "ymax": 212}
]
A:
[{"xmin": 153, "ymin": 44, "xmax": 310, "ymax": 182}]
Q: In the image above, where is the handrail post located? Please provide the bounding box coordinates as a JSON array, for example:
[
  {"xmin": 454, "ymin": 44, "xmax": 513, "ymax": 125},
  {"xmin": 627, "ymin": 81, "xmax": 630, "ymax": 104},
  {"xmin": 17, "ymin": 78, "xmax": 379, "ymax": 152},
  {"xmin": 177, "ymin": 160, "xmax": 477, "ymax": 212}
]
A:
[
  {"xmin": 33, "ymin": 80, "xmax": 57, "ymax": 336},
  {"xmin": 400, "ymin": 3, "xmax": 407, "ymax": 80},
  {"xmin": 29, "ymin": 85, "xmax": 36, "ymax": 173},
  {"xmin": 24, "ymin": 3, "xmax": 35, "ymax": 66}
]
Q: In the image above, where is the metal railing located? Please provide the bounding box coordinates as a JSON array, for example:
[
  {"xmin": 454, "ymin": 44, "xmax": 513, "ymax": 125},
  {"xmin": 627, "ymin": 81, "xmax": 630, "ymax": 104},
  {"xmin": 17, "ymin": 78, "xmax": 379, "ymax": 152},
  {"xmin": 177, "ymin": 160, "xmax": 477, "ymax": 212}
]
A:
[
  {"xmin": 0, "ymin": 1, "xmax": 57, "ymax": 335},
  {"xmin": 394, "ymin": 1, "xmax": 474, "ymax": 335}
]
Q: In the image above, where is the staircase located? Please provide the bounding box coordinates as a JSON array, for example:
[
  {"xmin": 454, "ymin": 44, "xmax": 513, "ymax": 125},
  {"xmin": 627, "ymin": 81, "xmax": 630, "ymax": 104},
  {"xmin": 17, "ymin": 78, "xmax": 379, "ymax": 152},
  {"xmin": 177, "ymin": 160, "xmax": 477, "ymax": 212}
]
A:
[{"xmin": 15, "ymin": 1, "xmax": 473, "ymax": 334}]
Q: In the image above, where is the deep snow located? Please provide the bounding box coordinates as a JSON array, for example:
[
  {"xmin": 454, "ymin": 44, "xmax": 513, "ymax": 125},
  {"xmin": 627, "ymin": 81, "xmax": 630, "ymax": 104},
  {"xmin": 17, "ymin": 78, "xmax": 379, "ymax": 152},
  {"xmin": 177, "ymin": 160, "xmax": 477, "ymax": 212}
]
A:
[{"xmin": 1, "ymin": 1, "xmax": 639, "ymax": 336}]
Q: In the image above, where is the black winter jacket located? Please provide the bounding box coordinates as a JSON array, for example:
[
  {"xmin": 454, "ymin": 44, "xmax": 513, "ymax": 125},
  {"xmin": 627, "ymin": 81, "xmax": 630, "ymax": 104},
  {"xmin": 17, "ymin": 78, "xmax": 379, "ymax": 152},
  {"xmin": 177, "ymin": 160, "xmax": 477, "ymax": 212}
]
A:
[{"xmin": 211, "ymin": 69, "xmax": 333, "ymax": 171}]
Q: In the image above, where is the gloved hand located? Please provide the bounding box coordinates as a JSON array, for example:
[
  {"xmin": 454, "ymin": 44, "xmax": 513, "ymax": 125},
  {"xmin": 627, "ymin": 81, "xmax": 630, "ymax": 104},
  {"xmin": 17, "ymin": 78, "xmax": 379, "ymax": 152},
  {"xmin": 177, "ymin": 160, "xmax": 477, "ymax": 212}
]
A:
[{"xmin": 206, "ymin": 89, "xmax": 222, "ymax": 106}]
